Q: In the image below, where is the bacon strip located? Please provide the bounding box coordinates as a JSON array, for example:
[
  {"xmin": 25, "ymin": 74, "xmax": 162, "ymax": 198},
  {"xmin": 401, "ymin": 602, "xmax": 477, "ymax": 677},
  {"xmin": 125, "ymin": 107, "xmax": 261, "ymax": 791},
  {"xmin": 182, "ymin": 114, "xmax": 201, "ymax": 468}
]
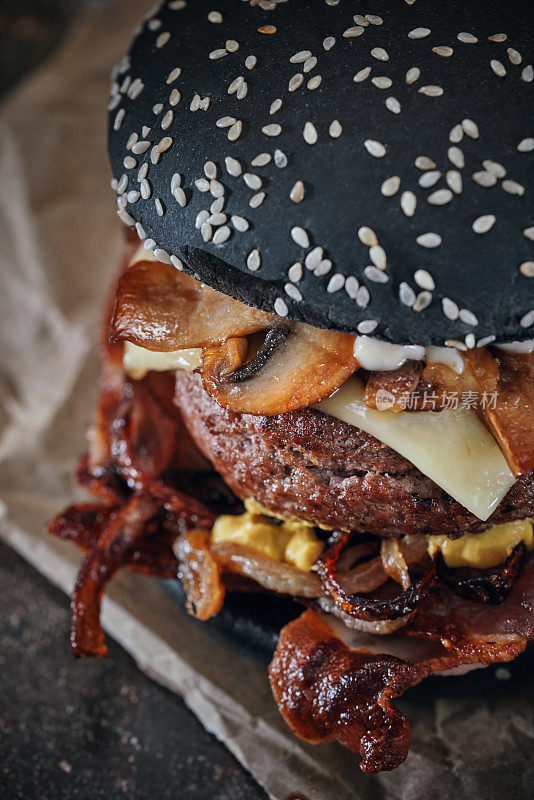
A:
[{"xmin": 270, "ymin": 554, "xmax": 534, "ymax": 773}]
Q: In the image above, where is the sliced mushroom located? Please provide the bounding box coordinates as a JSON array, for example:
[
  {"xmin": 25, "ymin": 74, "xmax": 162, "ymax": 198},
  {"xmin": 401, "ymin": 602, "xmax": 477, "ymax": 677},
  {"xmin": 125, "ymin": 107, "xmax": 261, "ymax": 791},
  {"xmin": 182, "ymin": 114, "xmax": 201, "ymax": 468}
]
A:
[
  {"xmin": 201, "ymin": 322, "xmax": 358, "ymax": 415},
  {"xmin": 111, "ymin": 259, "xmax": 273, "ymax": 350}
]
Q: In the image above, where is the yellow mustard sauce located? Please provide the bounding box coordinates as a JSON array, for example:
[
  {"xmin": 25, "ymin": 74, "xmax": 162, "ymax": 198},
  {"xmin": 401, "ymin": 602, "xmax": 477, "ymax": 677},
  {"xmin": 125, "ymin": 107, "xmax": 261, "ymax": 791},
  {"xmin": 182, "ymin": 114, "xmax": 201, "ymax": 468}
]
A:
[{"xmin": 427, "ymin": 519, "xmax": 533, "ymax": 569}]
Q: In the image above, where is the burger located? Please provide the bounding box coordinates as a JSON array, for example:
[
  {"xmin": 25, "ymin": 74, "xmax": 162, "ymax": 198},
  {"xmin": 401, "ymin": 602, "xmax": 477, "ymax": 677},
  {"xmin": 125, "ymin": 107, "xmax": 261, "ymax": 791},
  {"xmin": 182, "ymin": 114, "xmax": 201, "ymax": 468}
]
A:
[{"xmin": 47, "ymin": 0, "xmax": 534, "ymax": 774}]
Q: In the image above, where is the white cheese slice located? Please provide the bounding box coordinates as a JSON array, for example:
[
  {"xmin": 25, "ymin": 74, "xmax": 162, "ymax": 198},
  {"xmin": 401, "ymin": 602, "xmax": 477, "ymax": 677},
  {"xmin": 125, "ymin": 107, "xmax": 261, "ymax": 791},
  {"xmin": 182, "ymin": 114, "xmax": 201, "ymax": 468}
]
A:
[
  {"xmin": 123, "ymin": 341, "xmax": 201, "ymax": 379},
  {"xmin": 315, "ymin": 378, "xmax": 516, "ymax": 521}
]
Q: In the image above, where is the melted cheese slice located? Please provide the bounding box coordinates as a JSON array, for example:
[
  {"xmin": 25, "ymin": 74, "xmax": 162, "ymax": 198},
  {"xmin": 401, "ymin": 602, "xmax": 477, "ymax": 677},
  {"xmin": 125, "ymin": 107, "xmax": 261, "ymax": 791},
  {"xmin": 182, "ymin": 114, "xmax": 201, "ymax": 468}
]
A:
[
  {"xmin": 316, "ymin": 378, "xmax": 516, "ymax": 521},
  {"xmin": 123, "ymin": 341, "xmax": 201, "ymax": 379}
]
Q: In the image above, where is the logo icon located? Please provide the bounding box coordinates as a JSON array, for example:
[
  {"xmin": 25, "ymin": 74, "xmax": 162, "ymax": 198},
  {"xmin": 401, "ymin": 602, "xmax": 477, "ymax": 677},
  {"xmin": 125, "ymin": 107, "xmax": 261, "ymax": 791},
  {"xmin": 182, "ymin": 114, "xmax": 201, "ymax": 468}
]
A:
[{"xmin": 375, "ymin": 389, "xmax": 396, "ymax": 411}]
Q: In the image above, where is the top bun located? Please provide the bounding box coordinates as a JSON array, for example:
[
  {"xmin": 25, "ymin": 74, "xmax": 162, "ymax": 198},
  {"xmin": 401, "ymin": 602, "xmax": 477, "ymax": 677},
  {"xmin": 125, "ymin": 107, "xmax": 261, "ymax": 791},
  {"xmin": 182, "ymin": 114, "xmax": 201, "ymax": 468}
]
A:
[{"xmin": 108, "ymin": 0, "xmax": 534, "ymax": 347}]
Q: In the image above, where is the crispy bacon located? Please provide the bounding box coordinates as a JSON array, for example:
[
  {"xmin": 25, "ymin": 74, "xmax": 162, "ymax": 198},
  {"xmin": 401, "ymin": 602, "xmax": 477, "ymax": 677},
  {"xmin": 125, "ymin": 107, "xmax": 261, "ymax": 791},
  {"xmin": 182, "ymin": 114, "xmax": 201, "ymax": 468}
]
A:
[
  {"xmin": 317, "ymin": 530, "xmax": 437, "ymax": 622},
  {"xmin": 270, "ymin": 555, "xmax": 534, "ymax": 773}
]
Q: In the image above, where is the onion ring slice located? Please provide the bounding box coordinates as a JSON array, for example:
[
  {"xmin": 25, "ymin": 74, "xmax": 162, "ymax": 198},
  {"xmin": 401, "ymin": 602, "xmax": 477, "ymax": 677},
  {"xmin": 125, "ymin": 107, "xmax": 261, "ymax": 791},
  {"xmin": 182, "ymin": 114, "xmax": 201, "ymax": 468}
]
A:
[{"xmin": 435, "ymin": 542, "xmax": 525, "ymax": 604}]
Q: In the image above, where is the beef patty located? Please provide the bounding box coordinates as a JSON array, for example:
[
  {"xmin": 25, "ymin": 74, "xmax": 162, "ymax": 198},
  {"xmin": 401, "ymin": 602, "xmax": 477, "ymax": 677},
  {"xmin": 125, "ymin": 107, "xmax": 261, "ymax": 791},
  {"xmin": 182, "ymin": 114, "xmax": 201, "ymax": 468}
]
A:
[{"xmin": 175, "ymin": 372, "xmax": 534, "ymax": 537}]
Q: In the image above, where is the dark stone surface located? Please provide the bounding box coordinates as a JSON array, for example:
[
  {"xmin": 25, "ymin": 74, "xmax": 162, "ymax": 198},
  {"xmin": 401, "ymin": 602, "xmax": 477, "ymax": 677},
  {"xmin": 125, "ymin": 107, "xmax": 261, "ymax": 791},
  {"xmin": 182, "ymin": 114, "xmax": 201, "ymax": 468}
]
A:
[{"xmin": 0, "ymin": 541, "xmax": 267, "ymax": 800}]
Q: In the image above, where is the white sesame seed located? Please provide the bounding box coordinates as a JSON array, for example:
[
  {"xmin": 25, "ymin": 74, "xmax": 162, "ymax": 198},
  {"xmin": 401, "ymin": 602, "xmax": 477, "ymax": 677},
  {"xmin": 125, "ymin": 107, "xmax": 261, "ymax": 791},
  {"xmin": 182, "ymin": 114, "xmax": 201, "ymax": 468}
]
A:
[
  {"xmin": 433, "ymin": 46, "xmax": 453, "ymax": 57},
  {"xmin": 117, "ymin": 208, "xmax": 135, "ymax": 226},
  {"xmin": 126, "ymin": 132, "xmax": 138, "ymax": 150},
  {"xmin": 274, "ymin": 149, "xmax": 287, "ymax": 168},
  {"xmin": 150, "ymin": 146, "xmax": 160, "ymax": 165},
  {"xmin": 520, "ymin": 262, "xmax": 534, "ymax": 277},
  {"xmin": 472, "ymin": 170, "xmax": 497, "ymax": 187},
  {"xmin": 523, "ymin": 227, "xmax": 534, "ymax": 241},
  {"xmin": 419, "ymin": 85, "xmax": 444, "ymax": 97},
  {"xmin": 113, "ymin": 108, "xmax": 125, "ymax": 131},
  {"xmin": 329, "ymin": 120, "xmax": 342, "ymax": 138},
  {"xmin": 144, "ymin": 239, "xmax": 156, "ymax": 251},
  {"xmin": 365, "ymin": 266, "xmax": 389, "ymax": 284},
  {"xmin": 502, "ymin": 180, "xmax": 525, "ymax": 196},
  {"xmin": 356, "ymin": 286, "xmax": 370, "ymax": 308},
  {"xmin": 447, "ymin": 147, "xmax": 465, "ymax": 169},
  {"xmin": 459, "ymin": 309, "xmax": 479, "ymax": 326},
  {"xmin": 507, "ymin": 47, "xmax": 522, "ymax": 65},
  {"xmin": 303, "ymin": 122, "xmax": 318, "ymax": 145},
  {"xmin": 521, "ymin": 65, "xmax": 533, "ymax": 82},
  {"xmin": 368, "ymin": 245, "xmax": 386, "ymax": 271},
  {"xmin": 518, "ymin": 138, "xmax": 534, "ymax": 153},
  {"xmin": 327, "ymin": 274, "xmax": 345, "ymax": 293},
  {"xmin": 174, "ymin": 187, "xmax": 187, "ymax": 207},
  {"xmin": 415, "ymin": 156, "xmax": 436, "ymax": 170},
  {"xmin": 462, "ymin": 119, "xmax": 479, "ymax": 139},
  {"xmin": 308, "ymin": 75, "xmax": 322, "ymax": 90},
  {"xmin": 442, "ymin": 297, "xmax": 460, "ymax": 320},
  {"xmin": 446, "ymin": 170, "xmax": 463, "ymax": 194},
  {"xmin": 251, "ymin": 153, "xmax": 271, "ymax": 167},
  {"xmin": 419, "ymin": 170, "xmax": 441, "ymax": 188},
  {"xmin": 414, "ymin": 269, "xmax": 435, "ymax": 291},
  {"xmin": 210, "ymin": 179, "xmax": 225, "ymax": 198},
  {"xmin": 154, "ymin": 248, "xmax": 171, "ymax": 264},
  {"xmin": 228, "ymin": 120, "xmax": 243, "ymax": 141},
  {"xmin": 449, "ymin": 124, "xmax": 463, "ymax": 143},
  {"xmin": 428, "ymin": 189, "xmax": 453, "ymax": 206},
  {"xmin": 132, "ymin": 141, "xmax": 151, "ymax": 155},
  {"xmin": 270, "ymin": 98, "xmax": 282, "ymax": 115},
  {"xmin": 413, "ymin": 291, "xmax": 432, "ymax": 312},
  {"xmin": 140, "ymin": 179, "xmax": 152, "ymax": 199},
  {"xmin": 226, "ymin": 39, "xmax": 239, "ymax": 53},
  {"xmin": 135, "ymin": 222, "xmax": 145, "ymax": 239},
  {"xmin": 117, "ymin": 195, "xmax": 127, "ymax": 210},
  {"xmin": 156, "ymin": 32, "xmax": 171, "ymax": 49},
  {"xmin": 457, "ymin": 32, "xmax": 478, "ymax": 43},
  {"xmin": 196, "ymin": 210, "xmax": 209, "ymax": 229},
  {"xmin": 167, "ymin": 67, "xmax": 181, "ymax": 85},
  {"xmin": 231, "ymin": 215, "xmax": 249, "ymax": 232},
  {"xmin": 358, "ymin": 320, "xmax": 378, "ymax": 334},
  {"xmin": 290, "ymin": 181, "xmax": 305, "ymax": 203},
  {"xmin": 490, "ymin": 59, "xmax": 506, "ymax": 77},
  {"xmin": 210, "ymin": 197, "xmax": 224, "ymax": 215},
  {"xmin": 170, "ymin": 255, "xmax": 183, "ymax": 270},
  {"xmin": 488, "ymin": 33, "xmax": 507, "ymax": 42},
  {"xmin": 237, "ymin": 81, "xmax": 248, "ymax": 100},
  {"xmin": 483, "ymin": 160, "xmax": 506, "ymax": 178},
  {"xmin": 344, "ymin": 26, "xmax": 364, "ymax": 38},
  {"xmin": 345, "ymin": 276, "xmax": 360, "ymax": 299},
  {"xmin": 401, "ymin": 191, "xmax": 417, "ymax": 217},
  {"xmin": 195, "ymin": 178, "xmax": 210, "ymax": 192},
  {"xmin": 406, "ymin": 67, "xmax": 420, "ymax": 84},
  {"xmin": 247, "ymin": 249, "xmax": 261, "ymax": 271},
  {"xmin": 372, "ymin": 76, "xmax": 392, "ymax": 89},
  {"xmin": 217, "ymin": 116, "xmax": 236, "ymax": 128},
  {"xmin": 366, "ymin": 14, "xmax": 383, "ymax": 25},
  {"xmin": 244, "ymin": 173, "xmax": 262, "ymax": 190},
  {"xmin": 285, "ymin": 282, "xmax": 303, "ymax": 302},
  {"xmin": 305, "ymin": 247, "xmax": 323, "ymax": 270},
  {"xmin": 123, "ymin": 156, "xmax": 136, "ymax": 170},
  {"xmin": 274, "ymin": 298, "xmax": 289, "ymax": 317},
  {"xmin": 304, "ymin": 56, "xmax": 318, "ymax": 73},
  {"xmin": 213, "ymin": 225, "xmax": 231, "ymax": 245},
  {"xmin": 289, "ymin": 73, "xmax": 304, "ymax": 92},
  {"xmin": 249, "ymin": 192, "xmax": 265, "ymax": 208},
  {"xmin": 156, "ymin": 136, "xmax": 172, "ymax": 154},
  {"xmin": 201, "ymin": 223, "xmax": 212, "ymax": 242},
  {"xmin": 353, "ymin": 15, "xmax": 368, "ymax": 26},
  {"xmin": 417, "ymin": 233, "xmax": 442, "ymax": 248},
  {"xmin": 155, "ymin": 198, "xmax": 165, "ymax": 217},
  {"xmin": 190, "ymin": 94, "xmax": 201, "ymax": 111},
  {"xmin": 314, "ymin": 259, "xmax": 332, "ymax": 278},
  {"xmin": 520, "ymin": 309, "xmax": 534, "ymax": 328},
  {"xmin": 473, "ymin": 214, "xmax": 496, "ymax": 234},
  {"xmin": 209, "ymin": 49, "xmax": 227, "ymax": 60},
  {"xmin": 208, "ymin": 10, "xmax": 223, "ymax": 23},
  {"xmin": 290, "ymin": 50, "xmax": 312, "ymax": 64},
  {"xmin": 399, "ymin": 282, "xmax": 416, "ymax": 307},
  {"xmin": 288, "ymin": 262, "xmax": 303, "ymax": 283},
  {"xmin": 245, "ymin": 55, "xmax": 257, "ymax": 70},
  {"xmin": 169, "ymin": 1, "xmax": 186, "ymax": 9},
  {"xmin": 409, "ymin": 27, "xmax": 431, "ymax": 39},
  {"xmin": 477, "ymin": 335, "xmax": 496, "ymax": 348},
  {"xmin": 385, "ymin": 96, "xmax": 401, "ymax": 114},
  {"xmin": 228, "ymin": 76, "xmax": 244, "ymax": 94},
  {"xmin": 323, "ymin": 36, "xmax": 335, "ymax": 50},
  {"xmin": 354, "ymin": 66, "xmax": 372, "ymax": 83},
  {"xmin": 445, "ymin": 339, "xmax": 468, "ymax": 351},
  {"xmin": 358, "ymin": 227, "xmax": 377, "ymax": 247},
  {"xmin": 224, "ymin": 156, "xmax": 241, "ymax": 177},
  {"xmin": 291, "ymin": 227, "xmax": 310, "ymax": 248},
  {"xmin": 364, "ymin": 140, "xmax": 386, "ymax": 158},
  {"xmin": 262, "ymin": 123, "xmax": 282, "ymax": 137},
  {"xmin": 381, "ymin": 176, "xmax": 401, "ymax": 196},
  {"xmin": 371, "ymin": 47, "xmax": 389, "ymax": 61}
]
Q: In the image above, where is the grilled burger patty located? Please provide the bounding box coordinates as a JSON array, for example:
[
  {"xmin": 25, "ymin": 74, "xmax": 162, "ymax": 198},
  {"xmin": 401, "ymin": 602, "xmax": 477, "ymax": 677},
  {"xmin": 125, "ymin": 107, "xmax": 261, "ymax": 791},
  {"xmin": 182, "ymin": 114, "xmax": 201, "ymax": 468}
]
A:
[{"xmin": 175, "ymin": 372, "xmax": 534, "ymax": 538}]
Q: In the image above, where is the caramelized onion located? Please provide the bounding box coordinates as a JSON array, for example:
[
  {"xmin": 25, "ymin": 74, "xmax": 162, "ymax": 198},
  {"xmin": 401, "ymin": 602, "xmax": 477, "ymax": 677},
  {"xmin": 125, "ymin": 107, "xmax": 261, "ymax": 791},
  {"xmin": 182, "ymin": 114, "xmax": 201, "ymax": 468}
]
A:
[
  {"xmin": 317, "ymin": 530, "xmax": 436, "ymax": 622},
  {"xmin": 174, "ymin": 529, "xmax": 225, "ymax": 620},
  {"xmin": 381, "ymin": 538, "xmax": 411, "ymax": 589},
  {"xmin": 201, "ymin": 323, "xmax": 358, "ymax": 415},
  {"xmin": 436, "ymin": 542, "xmax": 525, "ymax": 604},
  {"xmin": 111, "ymin": 259, "xmax": 272, "ymax": 350}
]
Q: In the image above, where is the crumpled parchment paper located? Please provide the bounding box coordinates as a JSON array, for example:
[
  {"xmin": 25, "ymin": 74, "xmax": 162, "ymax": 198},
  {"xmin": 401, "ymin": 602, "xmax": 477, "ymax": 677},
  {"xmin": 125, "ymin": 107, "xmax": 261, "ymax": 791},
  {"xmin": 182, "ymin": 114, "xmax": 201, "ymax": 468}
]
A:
[{"xmin": 0, "ymin": 3, "xmax": 532, "ymax": 799}]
